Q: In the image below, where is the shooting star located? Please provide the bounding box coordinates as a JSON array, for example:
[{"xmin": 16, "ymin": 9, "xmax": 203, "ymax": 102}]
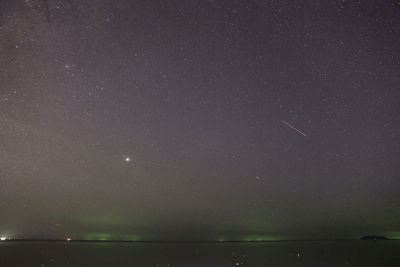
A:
[
  {"xmin": 124, "ymin": 156, "xmax": 178, "ymax": 168},
  {"xmin": 281, "ymin": 120, "xmax": 307, "ymax": 137}
]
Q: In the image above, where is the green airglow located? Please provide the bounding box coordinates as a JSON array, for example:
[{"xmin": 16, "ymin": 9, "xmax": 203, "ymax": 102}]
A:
[
  {"xmin": 82, "ymin": 232, "xmax": 141, "ymax": 241},
  {"xmin": 241, "ymin": 235, "xmax": 281, "ymax": 241},
  {"xmin": 385, "ymin": 232, "xmax": 400, "ymax": 239}
]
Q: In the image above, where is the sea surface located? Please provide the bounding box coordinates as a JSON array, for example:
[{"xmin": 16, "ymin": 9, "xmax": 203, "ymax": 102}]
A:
[{"xmin": 0, "ymin": 240, "xmax": 399, "ymax": 266}]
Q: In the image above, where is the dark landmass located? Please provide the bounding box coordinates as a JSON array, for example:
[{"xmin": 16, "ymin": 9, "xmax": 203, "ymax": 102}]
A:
[
  {"xmin": 0, "ymin": 238, "xmax": 376, "ymax": 243},
  {"xmin": 361, "ymin": 235, "xmax": 388, "ymax": 240}
]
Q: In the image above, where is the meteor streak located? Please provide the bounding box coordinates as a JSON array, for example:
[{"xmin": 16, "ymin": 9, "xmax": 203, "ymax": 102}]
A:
[
  {"xmin": 281, "ymin": 120, "xmax": 307, "ymax": 136},
  {"xmin": 124, "ymin": 156, "xmax": 178, "ymax": 168}
]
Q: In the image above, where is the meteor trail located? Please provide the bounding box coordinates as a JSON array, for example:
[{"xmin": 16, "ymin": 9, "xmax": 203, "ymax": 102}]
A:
[
  {"xmin": 124, "ymin": 156, "xmax": 178, "ymax": 168},
  {"xmin": 281, "ymin": 120, "xmax": 307, "ymax": 136}
]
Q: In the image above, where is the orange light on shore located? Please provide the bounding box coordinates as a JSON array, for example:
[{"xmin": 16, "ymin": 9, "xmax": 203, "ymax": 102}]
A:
[{"xmin": 67, "ymin": 237, "xmax": 71, "ymax": 242}]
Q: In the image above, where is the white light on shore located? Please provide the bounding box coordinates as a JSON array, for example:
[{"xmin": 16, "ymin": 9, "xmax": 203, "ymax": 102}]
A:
[{"xmin": 0, "ymin": 237, "xmax": 6, "ymax": 241}]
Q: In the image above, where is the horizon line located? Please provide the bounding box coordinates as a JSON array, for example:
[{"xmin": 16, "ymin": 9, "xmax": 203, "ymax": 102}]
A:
[{"xmin": 1, "ymin": 238, "xmax": 398, "ymax": 243}]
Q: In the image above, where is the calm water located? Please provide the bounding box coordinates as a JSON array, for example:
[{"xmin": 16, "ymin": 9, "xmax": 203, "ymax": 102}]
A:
[{"xmin": 0, "ymin": 240, "xmax": 399, "ymax": 266}]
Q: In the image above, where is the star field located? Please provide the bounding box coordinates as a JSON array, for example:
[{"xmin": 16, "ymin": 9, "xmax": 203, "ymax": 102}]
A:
[{"xmin": 0, "ymin": 0, "xmax": 400, "ymax": 241}]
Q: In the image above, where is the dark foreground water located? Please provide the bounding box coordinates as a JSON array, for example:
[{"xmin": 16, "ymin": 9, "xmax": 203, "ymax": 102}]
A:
[{"xmin": 0, "ymin": 240, "xmax": 399, "ymax": 267}]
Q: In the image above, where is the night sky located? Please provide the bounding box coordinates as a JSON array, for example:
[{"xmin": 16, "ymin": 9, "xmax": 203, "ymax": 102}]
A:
[{"xmin": 1, "ymin": 0, "xmax": 400, "ymax": 241}]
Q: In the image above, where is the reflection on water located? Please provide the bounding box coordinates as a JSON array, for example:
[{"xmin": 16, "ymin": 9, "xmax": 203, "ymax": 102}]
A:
[{"xmin": 0, "ymin": 240, "xmax": 399, "ymax": 266}]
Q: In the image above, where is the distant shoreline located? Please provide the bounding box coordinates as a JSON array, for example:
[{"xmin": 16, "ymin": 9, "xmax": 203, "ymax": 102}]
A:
[{"xmin": 1, "ymin": 238, "xmax": 398, "ymax": 243}]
